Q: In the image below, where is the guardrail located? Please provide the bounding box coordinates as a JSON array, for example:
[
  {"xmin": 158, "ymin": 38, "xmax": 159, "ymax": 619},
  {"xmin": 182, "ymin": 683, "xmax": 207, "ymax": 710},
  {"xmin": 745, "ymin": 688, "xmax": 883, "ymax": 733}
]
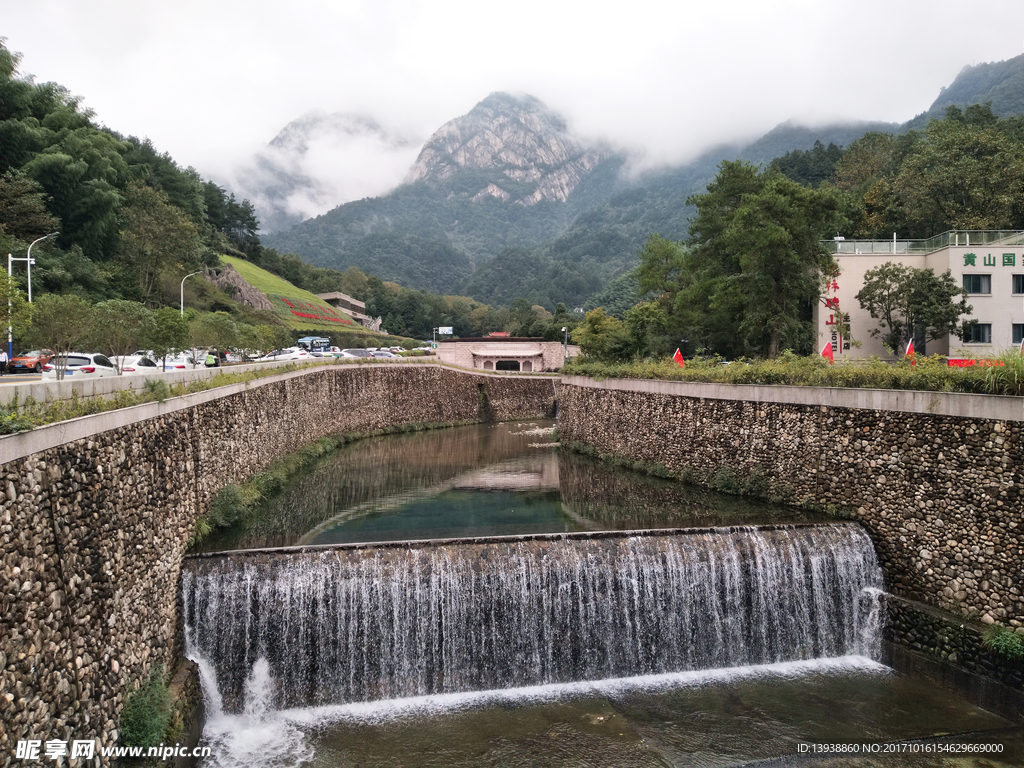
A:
[{"xmin": 0, "ymin": 358, "xmax": 311, "ymax": 408}]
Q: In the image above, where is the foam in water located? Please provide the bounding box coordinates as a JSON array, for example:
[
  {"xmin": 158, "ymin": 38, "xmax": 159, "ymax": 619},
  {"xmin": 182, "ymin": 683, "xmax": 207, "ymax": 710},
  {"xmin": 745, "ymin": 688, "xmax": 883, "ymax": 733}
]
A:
[
  {"xmin": 197, "ymin": 658, "xmax": 315, "ymax": 768},
  {"xmin": 182, "ymin": 525, "xmax": 884, "ymax": 714},
  {"xmin": 190, "ymin": 654, "xmax": 891, "ymax": 768}
]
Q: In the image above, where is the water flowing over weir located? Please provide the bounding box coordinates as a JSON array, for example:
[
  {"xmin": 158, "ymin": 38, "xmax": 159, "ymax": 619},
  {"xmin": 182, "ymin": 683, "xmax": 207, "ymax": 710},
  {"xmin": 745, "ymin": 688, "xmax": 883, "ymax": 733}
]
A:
[{"xmin": 181, "ymin": 524, "xmax": 883, "ymax": 713}]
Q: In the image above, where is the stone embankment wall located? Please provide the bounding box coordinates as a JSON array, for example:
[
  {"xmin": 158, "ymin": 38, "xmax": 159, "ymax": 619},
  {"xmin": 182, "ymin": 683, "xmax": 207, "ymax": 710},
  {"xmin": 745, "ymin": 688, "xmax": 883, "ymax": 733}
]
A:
[
  {"xmin": 0, "ymin": 365, "xmax": 556, "ymax": 758},
  {"xmin": 885, "ymin": 596, "xmax": 1022, "ymax": 720},
  {"xmin": 557, "ymin": 377, "xmax": 1023, "ymax": 633}
]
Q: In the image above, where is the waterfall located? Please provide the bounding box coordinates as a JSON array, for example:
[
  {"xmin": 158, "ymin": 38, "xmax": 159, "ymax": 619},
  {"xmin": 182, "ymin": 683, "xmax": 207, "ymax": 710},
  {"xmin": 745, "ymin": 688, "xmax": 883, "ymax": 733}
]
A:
[{"xmin": 182, "ymin": 524, "xmax": 882, "ymax": 713}]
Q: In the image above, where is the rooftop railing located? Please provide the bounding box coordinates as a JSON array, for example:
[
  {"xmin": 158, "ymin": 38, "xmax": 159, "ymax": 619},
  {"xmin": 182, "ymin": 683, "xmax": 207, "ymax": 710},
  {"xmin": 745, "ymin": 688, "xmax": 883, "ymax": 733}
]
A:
[{"xmin": 822, "ymin": 230, "xmax": 1024, "ymax": 254}]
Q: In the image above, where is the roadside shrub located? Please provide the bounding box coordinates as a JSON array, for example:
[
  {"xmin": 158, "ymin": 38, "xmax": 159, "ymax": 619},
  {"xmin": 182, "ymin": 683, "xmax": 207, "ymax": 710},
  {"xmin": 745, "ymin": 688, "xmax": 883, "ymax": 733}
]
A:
[
  {"xmin": 144, "ymin": 378, "xmax": 171, "ymax": 402},
  {"xmin": 0, "ymin": 410, "xmax": 36, "ymax": 434},
  {"xmin": 561, "ymin": 353, "xmax": 997, "ymax": 394},
  {"xmin": 982, "ymin": 351, "xmax": 1024, "ymax": 396}
]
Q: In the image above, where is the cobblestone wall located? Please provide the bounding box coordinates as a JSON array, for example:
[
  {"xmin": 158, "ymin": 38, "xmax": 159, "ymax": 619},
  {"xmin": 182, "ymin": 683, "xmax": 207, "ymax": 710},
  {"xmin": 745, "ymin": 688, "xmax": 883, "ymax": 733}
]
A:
[
  {"xmin": 0, "ymin": 365, "xmax": 556, "ymax": 759},
  {"xmin": 557, "ymin": 379, "xmax": 1023, "ymax": 632},
  {"xmin": 884, "ymin": 596, "xmax": 1022, "ymax": 721}
]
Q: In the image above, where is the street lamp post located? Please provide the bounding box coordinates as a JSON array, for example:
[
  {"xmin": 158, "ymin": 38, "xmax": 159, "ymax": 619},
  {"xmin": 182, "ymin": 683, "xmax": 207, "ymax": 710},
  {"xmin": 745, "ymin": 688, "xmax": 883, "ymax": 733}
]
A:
[
  {"xmin": 24, "ymin": 232, "xmax": 57, "ymax": 302},
  {"xmin": 7, "ymin": 232, "xmax": 57, "ymax": 357},
  {"xmin": 561, "ymin": 326, "xmax": 568, "ymax": 362},
  {"xmin": 180, "ymin": 271, "xmax": 202, "ymax": 317}
]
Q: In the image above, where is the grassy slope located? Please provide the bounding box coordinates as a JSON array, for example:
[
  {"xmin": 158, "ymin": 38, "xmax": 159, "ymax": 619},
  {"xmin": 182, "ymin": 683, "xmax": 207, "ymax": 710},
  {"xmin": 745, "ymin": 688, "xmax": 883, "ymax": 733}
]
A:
[{"xmin": 220, "ymin": 254, "xmax": 369, "ymax": 333}]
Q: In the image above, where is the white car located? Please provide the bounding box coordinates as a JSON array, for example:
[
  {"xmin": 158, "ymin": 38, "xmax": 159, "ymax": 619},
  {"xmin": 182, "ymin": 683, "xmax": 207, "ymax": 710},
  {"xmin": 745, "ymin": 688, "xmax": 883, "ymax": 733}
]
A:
[
  {"xmin": 118, "ymin": 355, "xmax": 160, "ymax": 375},
  {"xmin": 261, "ymin": 347, "xmax": 310, "ymax": 361},
  {"xmin": 151, "ymin": 352, "xmax": 197, "ymax": 370},
  {"xmin": 371, "ymin": 350, "xmax": 399, "ymax": 358},
  {"xmin": 42, "ymin": 353, "xmax": 119, "ymax": 380}
]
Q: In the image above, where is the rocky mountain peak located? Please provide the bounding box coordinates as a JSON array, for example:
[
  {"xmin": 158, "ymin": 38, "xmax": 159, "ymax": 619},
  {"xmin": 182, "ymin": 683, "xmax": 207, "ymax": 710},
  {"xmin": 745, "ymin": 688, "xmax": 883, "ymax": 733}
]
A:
[{"xmin": 406, "ymin": 92, "xmax": 609, "ymax": 205}]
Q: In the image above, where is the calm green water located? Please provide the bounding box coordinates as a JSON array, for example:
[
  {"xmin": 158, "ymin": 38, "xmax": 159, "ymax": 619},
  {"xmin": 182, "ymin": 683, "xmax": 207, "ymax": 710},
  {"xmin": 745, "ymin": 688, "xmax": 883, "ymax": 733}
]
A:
[{"xmin": 196, "ymin": 420, "xmax": 825, "ymax": 552}]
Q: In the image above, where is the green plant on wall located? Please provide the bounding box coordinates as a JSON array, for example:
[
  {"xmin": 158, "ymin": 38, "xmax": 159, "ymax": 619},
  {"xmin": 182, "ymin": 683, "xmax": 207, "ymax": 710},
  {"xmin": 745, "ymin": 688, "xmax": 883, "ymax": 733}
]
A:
[
  {"xmin": 982, "ymin": 623, "xmax": 1024, "ymax": 661},
  {"xmin": 119, "ymin": 664, "xmax": 171, "ymax": 748}
]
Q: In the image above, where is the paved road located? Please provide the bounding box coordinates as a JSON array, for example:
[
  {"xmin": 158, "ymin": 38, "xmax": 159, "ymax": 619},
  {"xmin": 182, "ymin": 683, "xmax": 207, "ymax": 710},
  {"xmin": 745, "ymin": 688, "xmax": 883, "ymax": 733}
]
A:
[{"xmin": 0, "ymin": 373, "xmax": 42, "ymax": 385}]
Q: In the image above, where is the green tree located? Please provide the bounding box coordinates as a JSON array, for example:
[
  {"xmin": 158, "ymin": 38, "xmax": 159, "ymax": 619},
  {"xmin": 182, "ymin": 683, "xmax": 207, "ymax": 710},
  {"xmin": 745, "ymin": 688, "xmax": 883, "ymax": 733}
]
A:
[
  {"xmin": 26, "ymin": 293, "xmax": 94, "ymax": 379},
  {"xmin": 634, "ymin": 234, "xmax": 688, "ymax": 310},
  {"xmin": 92, "ymin": 299, "xmax": 153, "ymax": 372},
  {"xmin": 0, "ymin": 169, "xmax": 60, "ymax": 244},
  {"xmin": 833, "ymin": 107, "xmax": 1024, "ymax": 238},
  {"xmin": 22, "ymin": 131, "xmax": 129, "ymax": 256},
  {"xmin": 188, "ymin": 312, "xmax": 238, "ymax": 360},
  {"xmin": 680, "ymin": 162, "xmax": 845, "ymax": 358},
  {"xmin": 771, "ymin": 140, "xmax": 844, "ymax": 187},
  {"xmin": 255, "ymin": 324, "xmax": 293, "ymax": 355},
  {"xmin": 572, "ymin": 308, "xmax": 631, "ymax": 361},
  {"xmin": 146, "ymin": 307, "xmax": 190, "ymax": 368},
  {"xmin": 894, "ymin": 104, "xmax": 1024, "ymax": 232},
  {"xmin": 855, "ymin": 262, "xmax": 972, "ymax": 354},
  {"xmin": 623, "ymin": 301, "xmax": 671, "ymax": 358},
  {"xmin": 118, "ymin": 182, "xmax": 202, "ymax": 301}
]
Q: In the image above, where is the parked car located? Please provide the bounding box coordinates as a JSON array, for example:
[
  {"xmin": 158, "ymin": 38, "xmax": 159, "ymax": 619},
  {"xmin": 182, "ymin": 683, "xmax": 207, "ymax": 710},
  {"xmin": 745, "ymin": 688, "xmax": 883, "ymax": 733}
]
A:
[
  {"xmin": 9, "ymin": 349, "xmax": 55, "ymax": 373},
  {"xmin": 371, "ymin": 350, "xmax": 399, "ymax": 358},
  {"xmin": 224, "ymin": 350, "xmax": 257, "ymax": 363},
  {"xmin": 153, "ymin": 352, "xmax": 197, "ymax": 370},
  {"xmin": 340, "ymin": 348, "xmax": 375, "ymax": 358},
  {"xmin": 42, "ymin": 353, "xmax": 118, "ymax": 380},
  {"xmin": 260, "ymin": 347, "xmax": 310, "ymax": 361},
  {"xmin": 118, "ymin": 355, "xmax": 160, "ymax": 375}
]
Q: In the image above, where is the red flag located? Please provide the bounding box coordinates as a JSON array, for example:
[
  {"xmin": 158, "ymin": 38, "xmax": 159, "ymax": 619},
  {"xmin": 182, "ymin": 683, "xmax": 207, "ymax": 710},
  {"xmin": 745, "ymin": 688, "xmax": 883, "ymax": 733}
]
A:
[
  {"xmin": 905, "ymin": 338, "xmax": 916, "ymax": 366},
  {"xmin": 820, "ymin": 341, "xmax": 834, "ymax": 365},
  {"xmin": 672, "ymin": 348, "xmax": 685, "ymax": 367}
]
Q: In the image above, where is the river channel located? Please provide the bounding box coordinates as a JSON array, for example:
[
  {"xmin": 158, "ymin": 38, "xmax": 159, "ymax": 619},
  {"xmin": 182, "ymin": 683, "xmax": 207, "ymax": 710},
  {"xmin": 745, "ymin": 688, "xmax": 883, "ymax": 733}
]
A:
[{"xmin": 185, "ymin": 420, "xmax": 1021, "ymax": 767}]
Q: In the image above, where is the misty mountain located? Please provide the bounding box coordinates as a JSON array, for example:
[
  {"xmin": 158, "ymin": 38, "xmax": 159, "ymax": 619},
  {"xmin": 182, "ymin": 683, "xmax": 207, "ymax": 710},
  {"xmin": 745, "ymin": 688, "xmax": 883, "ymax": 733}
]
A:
[
  {"xmin": 904, "ymin": 53, "xmax": 1024, "ymax": 130},
  {"xmin": 256, "ymin": 53, "xmax": 1024, "ymax": 309},
  {"xmin": 261, "ymin": 93, "xmax": 631, "ymax": 293},
  {"xmin": 260, "ymin": 93, "xmax": 905, "ymax": 306},
  {"xmin": 406, "ymin": 92, "xmax": 614, "ymax": 205},
  {"xmin": 230, "ymin": 110, "xmax": 419, "ymax": 232}
]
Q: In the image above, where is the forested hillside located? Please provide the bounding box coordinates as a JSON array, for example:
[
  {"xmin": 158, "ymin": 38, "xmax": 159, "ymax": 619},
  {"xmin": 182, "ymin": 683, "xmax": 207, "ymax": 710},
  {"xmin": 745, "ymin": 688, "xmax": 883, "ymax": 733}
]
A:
[
  {"xmin": 258, "ymin": 52, "xmax": 1024, "ymax": 315},
  {"xmin": 0, "ymin": 40, "xmax": 520, "ymax": 350},
  {"xmin": 0, "ymin": 41, "xmax": 258, "ymax": 306},
  {"xmin": 568, "ymin": 103, "xmax": 1024, "ymax": 364},
  {"xmin": 905, "ymin": 53, "xmax": 1024, "ymax": 130},
  {"xmin": 4, "ymin": 35, "xmax": 1024, "ymax": 357}
]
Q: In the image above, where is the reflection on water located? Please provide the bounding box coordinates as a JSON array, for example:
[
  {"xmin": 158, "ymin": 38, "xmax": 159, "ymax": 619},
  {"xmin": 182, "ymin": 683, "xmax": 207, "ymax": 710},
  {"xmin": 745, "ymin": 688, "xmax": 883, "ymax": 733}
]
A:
[{"xmin": 196, "ymin": 420, "xmax": 826, "ymax": 552}]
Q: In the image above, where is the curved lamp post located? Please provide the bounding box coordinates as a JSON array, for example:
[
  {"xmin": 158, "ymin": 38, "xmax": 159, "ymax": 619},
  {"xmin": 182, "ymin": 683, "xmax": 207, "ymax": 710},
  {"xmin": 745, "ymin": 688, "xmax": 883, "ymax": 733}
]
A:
[
  {"xmin": 8, "ymin": 231, "xmax": 58, "ymax": 357},
  {"xmin": 180, "ymin": 271, "xmax": 202, "ymax": 317}
]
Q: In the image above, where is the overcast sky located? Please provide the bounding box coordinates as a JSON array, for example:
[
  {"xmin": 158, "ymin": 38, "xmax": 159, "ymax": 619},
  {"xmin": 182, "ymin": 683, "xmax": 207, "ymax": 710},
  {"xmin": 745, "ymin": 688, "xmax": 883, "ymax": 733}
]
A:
[{"xmin": 6, "ymin": 0, "xmax": 1024, "ymax": 211}]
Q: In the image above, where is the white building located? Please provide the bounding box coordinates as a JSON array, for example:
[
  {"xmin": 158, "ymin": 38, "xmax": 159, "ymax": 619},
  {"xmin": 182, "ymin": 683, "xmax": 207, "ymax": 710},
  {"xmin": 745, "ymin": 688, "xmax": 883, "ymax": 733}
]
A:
[
  {"xmin": 815, "ymin": 230, "xmax": 1024, "ymax": 359},
  {"xmin": 434, "ymin": 337, "xmax": 579, "ymax": 372}
]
